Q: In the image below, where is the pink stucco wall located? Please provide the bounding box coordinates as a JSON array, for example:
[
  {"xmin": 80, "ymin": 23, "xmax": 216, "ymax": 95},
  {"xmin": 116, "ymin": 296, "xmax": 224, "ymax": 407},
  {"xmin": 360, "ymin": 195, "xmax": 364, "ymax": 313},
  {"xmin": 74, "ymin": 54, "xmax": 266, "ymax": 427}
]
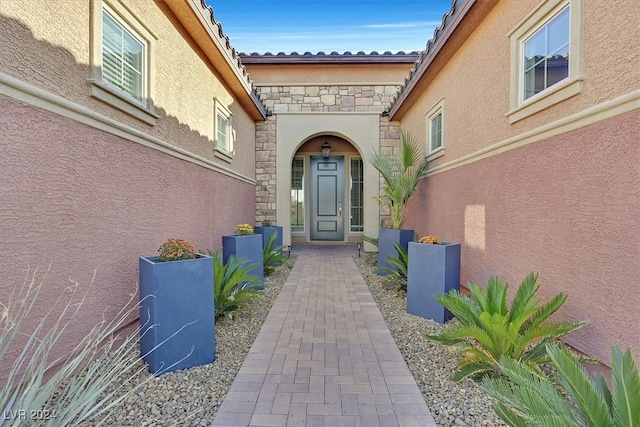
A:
[
  {"xmin": 0, "ymin": 97, "xmax": 256, "ymax": 376},
  {"xmin": 405, "ymin": 111, "xmax": 640, "ymax": 364}
]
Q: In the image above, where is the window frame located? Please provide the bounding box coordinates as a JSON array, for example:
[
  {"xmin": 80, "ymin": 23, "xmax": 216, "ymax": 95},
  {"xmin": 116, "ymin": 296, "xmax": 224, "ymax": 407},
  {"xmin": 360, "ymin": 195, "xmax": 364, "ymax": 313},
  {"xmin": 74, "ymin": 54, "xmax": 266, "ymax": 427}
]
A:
[
  {"xmin": 88, "ymin": 1, "xmax": 158, "ymax": 125},
  {"xmin": 425, "ymin": 98, "xmax": 445, "ymax": 160},
  {"xmin": 290, "ymin": 156, "xmax": 305, "ymax": 234},
  {"xmin": 507, "ymin": 0, "xmax": 584, "ymax": 124},
  {"xmin": 213, "ymin": 98, "xmax": 234, "ymax": 161},
  {"xmin": 349, "ymin": 156, "xmax": 364, "ymax": 233}
]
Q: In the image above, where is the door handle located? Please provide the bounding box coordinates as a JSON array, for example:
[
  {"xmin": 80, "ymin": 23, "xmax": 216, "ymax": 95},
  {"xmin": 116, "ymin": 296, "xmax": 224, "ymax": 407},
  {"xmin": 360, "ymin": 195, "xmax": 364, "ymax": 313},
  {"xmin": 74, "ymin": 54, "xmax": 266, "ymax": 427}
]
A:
[{"xmin": 339, "ymin": 202, "xmax": 342, "ymax": 217}]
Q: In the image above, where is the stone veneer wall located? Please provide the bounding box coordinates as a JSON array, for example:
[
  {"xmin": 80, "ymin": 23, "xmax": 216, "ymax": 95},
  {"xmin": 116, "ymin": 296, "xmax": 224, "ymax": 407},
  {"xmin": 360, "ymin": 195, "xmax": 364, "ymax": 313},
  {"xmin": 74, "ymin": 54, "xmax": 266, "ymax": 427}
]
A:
[{"xmin": 255, "ymin": 84, "xmax": 402, "ymax": 224}]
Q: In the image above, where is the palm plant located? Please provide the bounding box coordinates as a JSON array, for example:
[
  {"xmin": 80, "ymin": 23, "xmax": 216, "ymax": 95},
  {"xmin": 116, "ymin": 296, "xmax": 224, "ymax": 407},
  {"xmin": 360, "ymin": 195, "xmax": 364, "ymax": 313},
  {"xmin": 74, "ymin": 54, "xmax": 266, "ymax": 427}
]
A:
[
  {"xmin": 426, "ymin": 272, "xmax": 587, "ymax": 382},
  {"xmin": 204, "ymin": 250, "xmax": 261, "ymax": 319},
  {"xmin": 381, "ymin": 242, "xmax": 409, "ymax": 292},
  {"xmin": 371, "ymin": 129, "xmax": 428, "ymax": 229},
  {"xmin": 481, "ymin": 344, "xmax": 640, "ymax": 427},
  {"xmin": 262, "ymin": 232, "xmax": 287, "ymax": 275}
]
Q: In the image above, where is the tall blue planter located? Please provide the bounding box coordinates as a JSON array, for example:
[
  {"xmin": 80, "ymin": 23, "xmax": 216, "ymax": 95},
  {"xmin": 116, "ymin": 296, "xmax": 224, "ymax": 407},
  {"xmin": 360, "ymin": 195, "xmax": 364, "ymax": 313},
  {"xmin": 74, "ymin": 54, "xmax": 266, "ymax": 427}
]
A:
[
  {"xmin": 139, "ymin": 253, "xmax": 215, "ymax": 375},
  {"xmin": 254, "ymin": 225, "xmax": 283, "ymax": 254},
  {"xmin": 222, "ymin": 234, "xmax": 264, "ymax": 288},
  {"xmin": 407, "ymin": 241, "xmax": 461, "ymax": 323},
  {"xmin": 377, "ymin": 228, "xmax": 414, "ymax": 275}
]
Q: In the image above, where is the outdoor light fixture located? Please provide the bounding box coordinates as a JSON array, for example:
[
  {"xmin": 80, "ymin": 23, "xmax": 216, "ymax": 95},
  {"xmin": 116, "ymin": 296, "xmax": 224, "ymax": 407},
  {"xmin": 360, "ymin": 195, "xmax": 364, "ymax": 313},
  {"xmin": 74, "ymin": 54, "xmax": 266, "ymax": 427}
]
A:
[
  {"xmin": 321, "ymin": 140, "xmax": 331, "ymax": 158},
  {"xmin": 357, "ymin": 243, "xmax": 361, "ymax": 257}
]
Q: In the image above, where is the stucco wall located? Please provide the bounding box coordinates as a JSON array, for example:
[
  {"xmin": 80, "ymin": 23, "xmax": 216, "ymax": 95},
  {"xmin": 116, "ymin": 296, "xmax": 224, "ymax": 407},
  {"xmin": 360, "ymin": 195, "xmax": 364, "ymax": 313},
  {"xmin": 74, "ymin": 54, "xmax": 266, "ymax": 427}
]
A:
[
  {"xmin": 399, "ymin": 0, "xmax": 640, "ymax": 165},
  {"xmin": 0, "ymin": 1, "xmax": 256, "ymax": 178},
  {"xmin": 404, "ymin": 111, "xmax": 640, "ymax": 363},
  {"xmin": 0, "ymin": 97, "xmax": 256, "ymax": 374}
]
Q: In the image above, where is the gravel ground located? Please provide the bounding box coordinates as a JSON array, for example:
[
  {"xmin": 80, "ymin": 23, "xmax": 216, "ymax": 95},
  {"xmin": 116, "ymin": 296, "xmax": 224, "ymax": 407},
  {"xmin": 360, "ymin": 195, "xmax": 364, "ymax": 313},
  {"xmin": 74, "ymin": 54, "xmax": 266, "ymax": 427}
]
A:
[{"xmin": 89, "ymin": 252, "xmax": 504, "ymax": 427}]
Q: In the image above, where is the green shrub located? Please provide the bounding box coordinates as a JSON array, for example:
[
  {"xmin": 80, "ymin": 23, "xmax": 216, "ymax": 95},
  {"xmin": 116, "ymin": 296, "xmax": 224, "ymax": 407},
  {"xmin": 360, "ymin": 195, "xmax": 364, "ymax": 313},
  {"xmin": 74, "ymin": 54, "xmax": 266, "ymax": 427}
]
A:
[
  {"xmin": 381, "ymin": 242, "xmax": 409, "ymax": 292},
  {"xmin": 1, "ymin": 268, "xmax": 154, "ymax": 426},
  {"xmin": 262, "ymin": 232, "xmax": 287, "ymax": 275},
  {"xmin": 481, "ymin": 344, "xmax": 640, "ymax": 427},
  {"xmin": 426, "ymin": 272, "xmax": 587, "ymax": 382},
  {"xmin": 203, "ymin": 250, "xmax": 261, "ymax": 319}
]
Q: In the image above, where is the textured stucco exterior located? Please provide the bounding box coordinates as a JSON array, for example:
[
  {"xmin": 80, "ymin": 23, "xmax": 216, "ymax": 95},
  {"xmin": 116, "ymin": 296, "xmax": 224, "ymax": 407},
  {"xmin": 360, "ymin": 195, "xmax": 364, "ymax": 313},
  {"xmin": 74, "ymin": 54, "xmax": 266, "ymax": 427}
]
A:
[
  {"xmin": 0, "ymin": 0, "xmax": 262, "ymax": 375},
  {"xmin": 396, "ymin": 0, "xmax": 640, "ymax": 364}
]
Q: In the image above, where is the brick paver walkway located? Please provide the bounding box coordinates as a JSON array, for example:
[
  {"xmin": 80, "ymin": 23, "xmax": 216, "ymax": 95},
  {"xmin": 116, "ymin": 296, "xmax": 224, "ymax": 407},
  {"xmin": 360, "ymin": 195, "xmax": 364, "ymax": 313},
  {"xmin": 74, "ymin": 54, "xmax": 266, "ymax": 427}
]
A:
[{"xmin": 212, "ymin": 244, "xmax": 436, "ymax": 427}]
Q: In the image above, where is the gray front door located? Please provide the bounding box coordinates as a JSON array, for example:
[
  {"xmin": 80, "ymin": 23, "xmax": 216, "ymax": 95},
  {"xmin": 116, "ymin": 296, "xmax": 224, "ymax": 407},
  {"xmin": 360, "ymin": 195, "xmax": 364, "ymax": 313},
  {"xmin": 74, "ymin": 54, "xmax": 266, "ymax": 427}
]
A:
[{"xmin": 310, "ymin": 156, "xmax": 344, "ymax": 241}]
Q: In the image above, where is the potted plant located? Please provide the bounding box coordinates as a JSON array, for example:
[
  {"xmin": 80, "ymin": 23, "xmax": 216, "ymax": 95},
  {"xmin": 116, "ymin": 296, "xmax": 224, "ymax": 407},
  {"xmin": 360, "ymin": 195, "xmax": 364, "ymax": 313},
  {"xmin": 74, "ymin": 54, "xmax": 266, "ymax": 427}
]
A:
[
  {"xmin": 371, "ymin": 129, "xmax": 428, "ymax": 275},
  {"xmin": 254, "ymin": 219, "xmax": 283, "ymax": 255},
  {"xmin": 406, "ymin": 235, "xmax": 461, "ymax": 323},
  {"xmin": 222, "ymin": 224, "xmax": 264, "ymax": 288},
  {"xmin": 139, "ymin": 237, "xmax": 215, "ymax": 375}
]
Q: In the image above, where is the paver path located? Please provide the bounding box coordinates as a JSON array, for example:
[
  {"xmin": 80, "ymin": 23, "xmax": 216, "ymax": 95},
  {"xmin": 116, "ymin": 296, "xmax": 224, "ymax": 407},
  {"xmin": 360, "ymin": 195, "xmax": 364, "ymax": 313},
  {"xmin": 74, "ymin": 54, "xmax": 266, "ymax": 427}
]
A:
[{"xmin": 212, "ymin": 244, "xmax": 437, "ymax": 427}]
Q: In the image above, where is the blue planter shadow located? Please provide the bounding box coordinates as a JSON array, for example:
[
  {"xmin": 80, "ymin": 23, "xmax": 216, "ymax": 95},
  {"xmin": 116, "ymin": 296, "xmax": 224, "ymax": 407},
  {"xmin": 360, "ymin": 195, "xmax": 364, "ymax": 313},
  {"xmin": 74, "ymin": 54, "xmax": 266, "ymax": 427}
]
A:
[
  {"xmin": 255, "ymin": 225, "xmax": 283, "ymax": 254},
  {"xmin": 377, "ymin": 228, "xmax": 414, "ymax": 275},
  {"xmin": 139, "ymin": 253, "xmax": 215, "ymax": 375},
  {"xmin": 407, "ymin": 241, "xmax": 461, "ymax": 323}
]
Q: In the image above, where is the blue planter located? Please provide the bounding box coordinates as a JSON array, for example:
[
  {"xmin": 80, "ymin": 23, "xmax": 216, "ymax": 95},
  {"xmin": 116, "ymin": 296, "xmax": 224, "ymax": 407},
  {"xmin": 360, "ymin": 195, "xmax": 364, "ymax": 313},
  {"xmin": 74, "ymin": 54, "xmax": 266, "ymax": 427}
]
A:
[
  {"xmin": 222, "ymin": 234, "xmax": 264, "ymax": 288},
  {"xmin": 407, "ymin": 241, "xmax": 461, "ymax": 323},
  {"xmin": 255, "ymin": 225, "xmax": 283, "ymax": 254},
  {"xmin": 139, "ymin": 253, "xmax": 215, "ymax": 375},
  {"xmin": 377, "ymin": 228, "xmax": 414, "ymax": 275}
]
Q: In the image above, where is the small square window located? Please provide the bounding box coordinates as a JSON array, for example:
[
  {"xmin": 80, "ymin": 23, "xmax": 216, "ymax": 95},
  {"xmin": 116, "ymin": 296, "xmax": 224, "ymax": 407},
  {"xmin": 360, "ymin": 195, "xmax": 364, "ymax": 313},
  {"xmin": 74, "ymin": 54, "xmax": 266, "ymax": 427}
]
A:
[
  {"xmin": 429, "ymin": 112, "xmax": 443, "ymax": 152},
  {"xmin": 425, "ymin": 98, "xmax": 445, "ymax": 156},
  {"xmin": 214, "ymin": 99, "xmax": 234, "ymax": 160}
]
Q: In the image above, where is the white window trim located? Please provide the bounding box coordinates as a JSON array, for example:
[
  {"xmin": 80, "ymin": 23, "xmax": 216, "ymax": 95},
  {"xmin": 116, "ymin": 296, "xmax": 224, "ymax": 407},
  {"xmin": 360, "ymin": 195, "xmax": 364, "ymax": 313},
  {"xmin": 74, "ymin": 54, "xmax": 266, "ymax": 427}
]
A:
[
  {"xmin": 507, "ymin": 0, "xmax": 584, "ymax": 124},
  {"xmin": 425, "ymin": 98, "xmax": 445, "ymax": 159},
  {"xmin": 88, "ymin": 0, "xmax": 158, "ymax": 125},
  {"xmin": 213, "ymin": 98, "xmax": 234, "ymax": 162}
]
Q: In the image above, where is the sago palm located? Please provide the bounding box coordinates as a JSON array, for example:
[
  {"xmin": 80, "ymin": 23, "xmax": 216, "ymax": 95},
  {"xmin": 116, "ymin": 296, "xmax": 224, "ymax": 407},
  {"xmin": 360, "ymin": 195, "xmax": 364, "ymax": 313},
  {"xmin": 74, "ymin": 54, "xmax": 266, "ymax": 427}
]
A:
[
  {"xmin": 371, "ymin": 129, "xmax": 428, "ymax": 229},
  {"xmin": 203, "ymin": 250, "xmax": 261, "ymax": 319},
  {"xmin": 427, "ymin": 272, "xmax": 587, "ymax": 381},
  {"xmin": 481, "ymin": 344, "xmax": 640, "ymax": 427}
]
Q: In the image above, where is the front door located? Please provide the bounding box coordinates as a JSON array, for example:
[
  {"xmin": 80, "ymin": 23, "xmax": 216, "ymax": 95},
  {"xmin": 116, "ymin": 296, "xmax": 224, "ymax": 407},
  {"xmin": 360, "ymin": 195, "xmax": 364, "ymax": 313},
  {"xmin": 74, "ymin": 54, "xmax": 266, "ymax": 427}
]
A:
[{"xmin": 310, "ymin": 156, "xmax": 344, "ymax": 241}]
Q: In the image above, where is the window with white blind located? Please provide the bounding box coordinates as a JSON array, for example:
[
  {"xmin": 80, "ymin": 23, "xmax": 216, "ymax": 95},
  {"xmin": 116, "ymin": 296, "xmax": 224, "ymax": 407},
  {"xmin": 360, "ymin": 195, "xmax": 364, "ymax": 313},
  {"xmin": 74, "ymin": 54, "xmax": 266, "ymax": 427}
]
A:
[
  {"xmin": 102, "ymin": 10, "xmax": 145, "ymax": 103},
  {"xmin": 88, "ymin": 2, "xmax": 157, "ymax": 125}
]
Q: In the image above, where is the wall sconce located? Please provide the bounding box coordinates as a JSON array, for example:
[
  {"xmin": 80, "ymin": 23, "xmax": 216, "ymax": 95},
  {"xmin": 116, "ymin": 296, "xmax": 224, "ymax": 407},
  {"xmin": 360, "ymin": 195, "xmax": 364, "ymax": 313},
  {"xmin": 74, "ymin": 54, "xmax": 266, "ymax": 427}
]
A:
[{"xmin": 321, "ymin": 140, "xmax": 331, "ymax": 158}]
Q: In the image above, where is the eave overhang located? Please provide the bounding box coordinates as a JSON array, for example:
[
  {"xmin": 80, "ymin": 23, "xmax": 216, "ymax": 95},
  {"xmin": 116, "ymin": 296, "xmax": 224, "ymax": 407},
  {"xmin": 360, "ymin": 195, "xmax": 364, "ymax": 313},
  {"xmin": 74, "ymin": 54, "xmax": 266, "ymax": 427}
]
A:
[
  {"xmin": 160, "ymin": 0, "xmax": 269, "ymax": 120},
  {"xmin": 387, "ymin": 0, "xmax": 498, "ymax": 120},
  {"xmin": 239, "ymin": 51, "xmax": 420, "ymax": 65}
]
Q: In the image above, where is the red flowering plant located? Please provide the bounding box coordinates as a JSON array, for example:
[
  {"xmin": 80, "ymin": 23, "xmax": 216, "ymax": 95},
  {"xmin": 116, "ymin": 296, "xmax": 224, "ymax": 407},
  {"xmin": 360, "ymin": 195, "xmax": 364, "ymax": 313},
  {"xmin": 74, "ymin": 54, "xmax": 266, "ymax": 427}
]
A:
[{"xmin": 158, "ymin": 237, "xmax": 196, "ymax": 262}]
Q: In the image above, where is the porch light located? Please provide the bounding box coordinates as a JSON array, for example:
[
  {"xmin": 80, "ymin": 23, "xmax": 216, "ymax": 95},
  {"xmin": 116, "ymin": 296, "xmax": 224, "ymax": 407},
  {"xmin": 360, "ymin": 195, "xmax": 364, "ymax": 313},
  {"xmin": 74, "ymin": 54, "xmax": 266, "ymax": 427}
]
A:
[{"xmin": 321, "ymin": 140, "xmax": 331, "ymax": 158}]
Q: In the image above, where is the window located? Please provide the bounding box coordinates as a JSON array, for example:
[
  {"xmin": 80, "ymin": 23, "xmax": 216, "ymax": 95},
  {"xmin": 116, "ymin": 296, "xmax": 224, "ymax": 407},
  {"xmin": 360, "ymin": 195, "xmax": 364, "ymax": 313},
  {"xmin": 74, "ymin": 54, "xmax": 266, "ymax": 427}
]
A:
[
  {"xmin": 214, "ymin": 99, "xmax": 233, "ymax": 160},
  {"xmin": 523, "ymin": 7, "xmax": 569, "ymax": 101},
  {"xmin": 350, "ymin": 157, "xmax": 363, "ymax": 233},
  {"xmin": 89, "ymin": 2, "xmax": 158, "ymax": 125},
  {"xmin": 291, "ymin": 157, "xmax": 305, "ymax": 233},
  {"xmin": 429, "ymin": 112, "xmax": 443, "ymax": 152},
  {"xmin": 102, "ymin": 10, "xmax": 145, "ymax": 103},
  {"xmin": 507, "ymin": 0, "xmax": 584, "ymax": 123},
  {"xmin": 425, "ymin": 98, "xmax": 445, "ymax": 157}
]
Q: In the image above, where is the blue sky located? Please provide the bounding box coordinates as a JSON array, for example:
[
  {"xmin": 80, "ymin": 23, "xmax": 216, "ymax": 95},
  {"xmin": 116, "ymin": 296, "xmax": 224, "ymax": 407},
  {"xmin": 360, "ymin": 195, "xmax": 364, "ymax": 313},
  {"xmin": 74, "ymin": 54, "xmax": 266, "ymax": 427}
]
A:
[{"xmin": 207, "ymin": 0, "xmax": 452, "ymax": 54}]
